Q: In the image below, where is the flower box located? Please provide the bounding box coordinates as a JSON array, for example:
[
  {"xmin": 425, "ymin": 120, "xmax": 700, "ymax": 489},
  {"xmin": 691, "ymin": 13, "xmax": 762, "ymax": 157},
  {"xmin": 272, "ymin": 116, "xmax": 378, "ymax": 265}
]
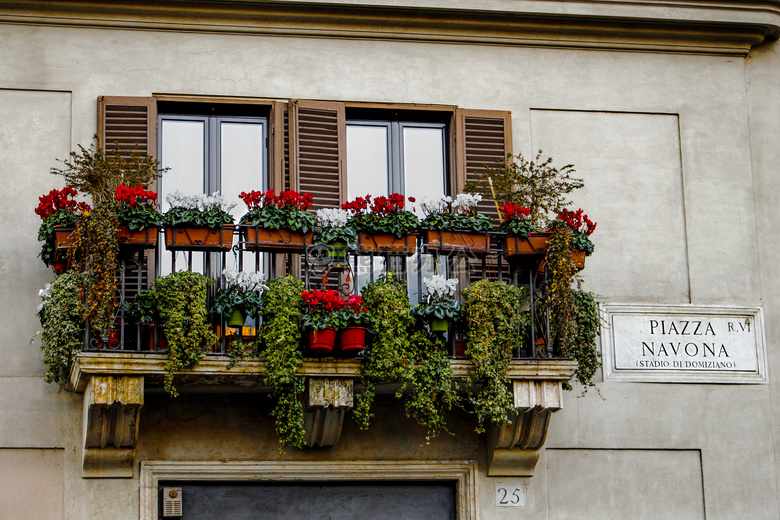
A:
[
  {"xmin": 423, "ymin": 230, "xmax": 489, "ymax": 255},
  {"xmin": 164, "ymin": 225, "xmax": 235, "ymax": 251},
  {"xmin": 53, "ymin": 225, "xmax": 76, "ymax": 251},
  {"xmin": 243, "ymin": 226, "xmax": 313, "ymax": 253},
  {"xmin": 117, "ymin": 225, "xmax": 158, "ymax": 249},
  {"xmin": 572, "ymin": 249, "xmax": 586, "ymax": 270},
  {"xmin": 358, "ymin": 232, "xmax": 417, "ymax": 255},
  {"xmin": 501, "ymin": 232, "xmax": 551, "ymax": 257}
]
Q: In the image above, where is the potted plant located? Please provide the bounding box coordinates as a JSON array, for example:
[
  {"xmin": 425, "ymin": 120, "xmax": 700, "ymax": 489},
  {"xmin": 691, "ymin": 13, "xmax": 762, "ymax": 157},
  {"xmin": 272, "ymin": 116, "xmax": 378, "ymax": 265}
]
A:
[
  {"xmin": 162, "ymin": 190, "xmax": 236, "ymax": 251},
  {"xmin": 420, "ymin": 193, "xmax": 493, "ymax": 254},
  {"xmin": 411, "ymin": 275, "xmax": 461, "ymax": 333},
  {"xmin": 35, "ymin": 187, "xmax": 90, "ymax": 271},
  {"xmin": 114, "ymin": 184, "xmax": 161, "ymax": 248},
  {"xmin": 314, "ymin": 208, "xmax": 357, "ymax": 266},
  {"xmin": 556, "ymin": 208, "xmax": 596, "ymax": 269},
  {"xmin": 238, "ymin": 189, "xmax": 316, "ymax": 253},
  {"xmin": 334, "ymin": 294, "xmax": 373, "ymax": 356},
  {"xmin": 300, "ymin": 288, "xmax": 347, "ymax": 354},
  {"xmin": 462, "ymin": 279, "xmax": 529, "ymax": 434},
  {"xmin": 260, "ymin": 275, "xmax": 306, "ymax": 451},
  {"xmin": 150, "ymin": 270, "xmax": 218, "ymax": 397},
  {"xmin": 498, "ymin": 202, "xmax": 551, "ymax": 258},
  {"xmin": 342, "ymin": 193, "xmax": 419, "ymax": 255},
  {"xmin": 120, "ymin": 289, "xmax": 162, "ymax": 351},
  {"xmin": 211, "ymin": 268, "xmax": 267, "ymax": 328}
]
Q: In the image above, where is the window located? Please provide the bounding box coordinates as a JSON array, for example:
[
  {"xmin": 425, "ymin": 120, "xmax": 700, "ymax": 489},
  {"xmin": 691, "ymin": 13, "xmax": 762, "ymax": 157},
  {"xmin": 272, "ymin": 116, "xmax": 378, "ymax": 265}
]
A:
[
  {"xmin": 345, "ymin": 115, "xmax": 449, "ymax": 301},
  {"xmin": 157, "ymin": 104, "xmax": 268, "ymax": 277}
]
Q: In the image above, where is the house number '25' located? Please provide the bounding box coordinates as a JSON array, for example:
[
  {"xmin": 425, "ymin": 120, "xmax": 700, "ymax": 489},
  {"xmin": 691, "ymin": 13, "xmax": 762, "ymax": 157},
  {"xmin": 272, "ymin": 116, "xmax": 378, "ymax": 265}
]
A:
[{"xmin": 494, "ymin": 484, "xmax": 526, "ymax": 507}]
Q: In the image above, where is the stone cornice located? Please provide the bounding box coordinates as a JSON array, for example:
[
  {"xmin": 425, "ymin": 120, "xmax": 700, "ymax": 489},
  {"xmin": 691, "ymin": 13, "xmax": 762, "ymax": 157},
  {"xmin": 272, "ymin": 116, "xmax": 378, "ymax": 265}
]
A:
[
  {"xmin": 0, "ymin": 0, "xmax": 778, "ymax": 55},
  {"xmin": 69, "ymin": 352, "xmax": 579, "ymax": 393}
]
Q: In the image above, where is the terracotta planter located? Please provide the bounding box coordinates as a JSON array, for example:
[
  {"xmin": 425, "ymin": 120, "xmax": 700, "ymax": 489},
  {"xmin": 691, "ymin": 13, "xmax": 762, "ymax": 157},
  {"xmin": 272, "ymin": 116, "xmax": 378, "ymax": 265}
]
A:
[
  {"xmin": 53, "ymin": 225, "xmax": 76, "ymax": 250},
  {"xmin": 164, "ymin": 225, "xmax": 235, "ymax": 251},
  {"xmin": 244, "ymin": 226, "xmax": 313, "ymax": 253},
  {"xmin": 308, "ymin": 327, "xmax": 337, "ymax": 354},
  {"xmin": 572, "ymin": 249, "xmax": 586, "ymax": 270},
  {"xmin": 339, "ymin": 326, "xmax": 367, "ymax": 355},
  {"xmin": 117, "ymin": 225, "xmax": 158, "ymax": 249},
  {"xmin": 358, "ymin": 233, "xmax": 417, "ymax": 255},
  {"xmin": 424, "ymin": 230, "xmax": 489, "ymax": 255},
  {"xmin": 501, "ymin": 232, "xmax": 551, "ymax": 257}
]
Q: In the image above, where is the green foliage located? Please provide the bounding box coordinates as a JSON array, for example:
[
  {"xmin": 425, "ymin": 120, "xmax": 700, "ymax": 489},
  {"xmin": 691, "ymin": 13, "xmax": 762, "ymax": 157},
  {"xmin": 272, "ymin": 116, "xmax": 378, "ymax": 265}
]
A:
[
  {"xmin": 348, "ymin": 210, "xmax": 419, "ymax": 238},
  {"xmin": 357, "ymin": 273, "xmax": 457, "ymax": 440},
  {"xmin": 462, "ymin": 279, "xmax": 528, "ymax": 434},
  {"xmin": 51, "ymin": 136, "xmax": 163, "ymax": 204},
  {"xmin": 71, "ymin": 204, "xmax": 119, "ymax": 338},
  {"xmin": 38, "ymin": 272, "xmax": 87, "ymax": 384},
  {"xmin": 211, "ymin": 286, "xmax": 263, "ymax": 317},
  {"xmin": 151, "ymin": 271, "xmax": 217, "ymax": 397},
  {"xmin": 421, "ymin": 212, "xmax": 493, "ymax": 233},
  {"xmin": 116, "ymin": 203, "xmax": 161, "ymax": 231},
  {"xmin": 260, "ymin": 276, "xmax": 306, "ymax": 451},
  {"xmin": 571, "ymin": 230, "xmax": 595, "ymax": 256},
  {"xmin": 569, "ymin": 290, "xmax": 602, "ymax": 391},
  {"xmin": 161, "ymin": 206, "xmax": 234, "ymax": 229},
  {"xmin": 121, "ymin": 290, "xmax": 158, "ymax": 325},
  {"xmin": 240, "ymin": 205, "xmax": 317, "ymax": 233},
  {"xmin": 467, "ymin": 151, "xmax": 583, "ymax": 227},
  {"xmin": 499, "ymin": 217, "xmax": 536, "ymax": 236},
  {"xmin": 314, "ymin": 225, "xmax": 358, "ymax": 251},
  {"xmin": 545, "ymin": 220, "xmax": 577, "ymax": 360},
  {"xmin": 37, "ymin": 210, "xmax": 79, "ymax": 267},
  {"xmin": 411, "ymin": 297, "xmax": 461, "ymax": 321}
]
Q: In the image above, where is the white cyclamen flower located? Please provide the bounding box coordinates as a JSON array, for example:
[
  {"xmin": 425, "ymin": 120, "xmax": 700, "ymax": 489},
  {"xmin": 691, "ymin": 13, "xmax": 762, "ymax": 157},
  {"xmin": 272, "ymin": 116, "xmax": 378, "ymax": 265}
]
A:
[
  {"xmin": 423, "ymin": 275, "xmax": 458, "ymax": 299},
  {"xmin": 451, "ymin": 193, "xmax": 482, "ymax": 212},
  {"xmin": 222, "ymin": 268, "xmax": 267, "ymax": 293},
  {"xmin": 419, "ymin": 196, "xmax": 451, "ymax": 216},
  {"xmin": 316, "ymin": 208, "xmax": 349, "ymax": 228},
  {"xmin": 166, "ymin": 191, "xmax": 237, "ymax": 213}
]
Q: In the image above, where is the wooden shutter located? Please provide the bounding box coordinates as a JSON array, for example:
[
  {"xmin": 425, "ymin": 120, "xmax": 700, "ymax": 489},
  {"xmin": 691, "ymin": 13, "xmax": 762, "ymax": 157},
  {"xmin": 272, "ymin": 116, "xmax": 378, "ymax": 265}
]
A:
[
  {"xmin": 97, "ymin": 96, "xmax": 157, "ymax": 158},
  {"xmin": 289, "ymin": 99, "xmax": 346, "ymax": 209},
  {"xmin": 454, "ymin": 109, "xmax": 512, "ymax": 283}
]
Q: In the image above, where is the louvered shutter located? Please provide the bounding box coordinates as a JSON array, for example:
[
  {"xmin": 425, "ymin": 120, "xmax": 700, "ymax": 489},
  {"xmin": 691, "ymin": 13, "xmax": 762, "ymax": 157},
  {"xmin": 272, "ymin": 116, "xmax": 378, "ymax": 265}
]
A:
[
  {"xmin": 455, "ymin": 109, "xmax": 512, "ymax": 283},
  {"xmin": 97, "ymin": 96, "xmax": 157, "ymax": 158},
  {"xmin": 289, "ymin": 100, "xmax": 346, "ymax": 209}
]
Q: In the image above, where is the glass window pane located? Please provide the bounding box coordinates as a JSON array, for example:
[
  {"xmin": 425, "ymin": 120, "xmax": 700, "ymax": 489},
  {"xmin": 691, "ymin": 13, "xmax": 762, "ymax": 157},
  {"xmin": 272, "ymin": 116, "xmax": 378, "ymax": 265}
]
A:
[
  {"xmin": 220, "ymin": 121, "xmax": 265, "ymax": 275},
  {"xmin": 403, "ymin": 126, "xmax": 447, "ymax": 303},
  {"xmin": 347, "ymin": 124, "xmax": 389, "ymax": 199},
  {"xmin": 159, "ymin": 118, "xmax": 206, "ymax": 275}
]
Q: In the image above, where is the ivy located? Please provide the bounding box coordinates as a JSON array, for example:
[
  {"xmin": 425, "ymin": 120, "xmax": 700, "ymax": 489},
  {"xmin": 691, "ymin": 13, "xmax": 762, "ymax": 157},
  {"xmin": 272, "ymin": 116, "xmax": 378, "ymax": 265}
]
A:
[
  {"xmin": 462, "ymin": 279, "xmax": 528, "ymax": 434},
  {"xmin": 569, "ymin": 290, "xmax": 602, "ymax": 391},
  {"xmin": 260, "ymin": 275, "xmax": 306, "ymax": 451}
]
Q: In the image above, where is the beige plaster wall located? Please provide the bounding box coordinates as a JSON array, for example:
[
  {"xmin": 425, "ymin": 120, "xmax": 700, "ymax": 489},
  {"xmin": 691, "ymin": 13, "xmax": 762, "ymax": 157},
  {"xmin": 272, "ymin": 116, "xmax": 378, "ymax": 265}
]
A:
[{"xmin": 0, "ymin": 20, "xmax": 776, "ymax": 520}]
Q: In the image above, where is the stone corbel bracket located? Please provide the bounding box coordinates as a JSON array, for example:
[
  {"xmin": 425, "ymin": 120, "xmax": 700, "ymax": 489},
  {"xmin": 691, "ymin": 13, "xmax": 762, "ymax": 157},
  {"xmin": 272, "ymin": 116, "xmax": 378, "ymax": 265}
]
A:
[
  {"xmin": 82, "ymin": 375, "xmax": 144, "ymax": 478},
  {"xmin": 487, "ymin": 380, "xmax": 563, "ymax": 477},
  {"xmin": 303, "ymin": 378, "xmax": 354, "ymax": 448}
]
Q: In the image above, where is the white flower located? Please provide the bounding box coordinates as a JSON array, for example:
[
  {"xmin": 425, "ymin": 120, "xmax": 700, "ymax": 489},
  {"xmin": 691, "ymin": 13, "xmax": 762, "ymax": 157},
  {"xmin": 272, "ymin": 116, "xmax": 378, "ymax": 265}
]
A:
[
  {"xmin": 37, "ymin": 282, "xmax": 52, "ymax": 313},
  {"xmin": 419, "ymin": 196, "xmax": 451, "ymax": 216},
  {"xmin": 166, "ymin": 191, "xmax": 237, "ymax": 213},
  {"xmin": 316, "ymin": 208, "xmax": 349, "ymax": 228},
  {"xmin": 451, "ymin": 193, "xmax": 482, "ymax": 213},
  {"xmin": 222, "ymin": 268, "xmax": 267, "ymax": 293},
  {"xmin": 423, "ymin": 275, "xmax": 458, "ymax": 299}
]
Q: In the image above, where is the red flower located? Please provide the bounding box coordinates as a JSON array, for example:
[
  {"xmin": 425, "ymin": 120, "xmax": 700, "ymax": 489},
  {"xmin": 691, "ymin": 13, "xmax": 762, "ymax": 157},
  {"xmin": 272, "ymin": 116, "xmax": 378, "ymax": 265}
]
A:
[{"xmin": 35, "ymin": 187, "xmax": 89, "ymax": 220}]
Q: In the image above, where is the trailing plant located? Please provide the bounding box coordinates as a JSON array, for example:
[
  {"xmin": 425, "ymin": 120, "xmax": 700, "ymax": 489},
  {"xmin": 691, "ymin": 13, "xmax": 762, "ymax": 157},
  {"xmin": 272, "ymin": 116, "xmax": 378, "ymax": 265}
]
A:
[
  {"xmin": 211, "ymin": 269, "xmax": 267, "ymax": 318},
  {"xmin": 557, "ymin": 208, "xmax": 597, "ymax": 255},
  {"xmin": 462, "ymin": 279, "xmax": 528, "ymax": 434},
  {"xmin": 569, "ymin": 289, "xmax": 602, "ymax": 391},
  {"xmin": 342, "ymin": 193, "xmax": 419, "ymax": 237},
  {"xmin": 498, "ymin": 203, "xmax": 536, "ymax": 236},
  {"xmin": 468, "ymin": 151, "xmax": 583, "ymax": 227},
  {"xmin": 151, "ymin": 271, "xmax": 217, "ymax": 397},
  {"xmin": 70, "ymin": 204, "xmax": 119, "ymax": 339},
  {"xmin": 420, "ymin": 193, "xmax": 493, "ymax": 232},
  {"xmin": 36, "ymin": 272, "xmax": 87, "ymax": 384},
  {"xmin": 162, "ymin": 191, "xmax": 236, "ymax": 228},
  {"xmin": 545, "ymin": 219, "xmax": 577, "ymax": 359},
  {"xmin": 238, "ymin": 189, "xmax": 317, "ymax": 232},
  {"xmin": 35, "ymin": 187, "xmax": 90, "ymax": 268},
  {"xmin": 50, "ymin": 136, "xmax": 163, "ymax": 204},
  {"xmin": 357, "ymin": 273, "xmax": 457, "ymax": 441},
  {"xmin": 314, "ymin": 208, "xmax": 358, "ymax": 250},
  {"xmin": 411, "ymin": 275, "xmax": 462, "ymax": 325},
  {"xmin": 260, "ymin": 276, "xmax": 305, "ymax": 451},
  {"xmin": 114, "ymin": 184, "xmax": 161, "ymax": 230}
]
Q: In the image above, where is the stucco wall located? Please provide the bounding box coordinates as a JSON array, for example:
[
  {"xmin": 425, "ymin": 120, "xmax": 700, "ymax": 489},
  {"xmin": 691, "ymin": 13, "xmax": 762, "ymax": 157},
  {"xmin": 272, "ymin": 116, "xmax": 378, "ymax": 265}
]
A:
[{"xmin": 0, "ymin": 14, "xmax": 777, "ymax": 519}]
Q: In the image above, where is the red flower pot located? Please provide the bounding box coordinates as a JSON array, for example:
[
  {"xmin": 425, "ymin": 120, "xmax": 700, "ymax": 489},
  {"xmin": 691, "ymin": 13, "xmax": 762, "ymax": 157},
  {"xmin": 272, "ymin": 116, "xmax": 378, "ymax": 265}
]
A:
[
  {"xmin": 339, "ymin": 326, "xmax": 367, "ymax": 355},
  {"xmin": 308, "ymin": 327, "xmax": 337, "ymax": 354}
]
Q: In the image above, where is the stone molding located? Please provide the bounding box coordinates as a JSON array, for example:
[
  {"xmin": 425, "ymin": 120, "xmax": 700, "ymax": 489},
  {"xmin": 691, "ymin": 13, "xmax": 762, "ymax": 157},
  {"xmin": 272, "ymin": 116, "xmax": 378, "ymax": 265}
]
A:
[
  {"xmin": 304, "ymin": 378, "xmax": 354, "ymax": 447},
  {"xmin": 1, "ymin": 1, "xmax": 779, "ymax": 55},
  {"xmin": 139, "ymin": 460, "xmax": 477, "ymax": 520}
]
